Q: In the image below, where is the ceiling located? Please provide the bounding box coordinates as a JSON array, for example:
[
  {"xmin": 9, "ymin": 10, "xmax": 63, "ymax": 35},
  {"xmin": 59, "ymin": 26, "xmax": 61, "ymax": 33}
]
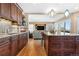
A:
[
  {"xmin": 18, "ymin": 3, "xmax": 79, "ymax": 22},
  {"xmin": 28, "ymin": 14, "xmax": 64, "ymax": 22},
  {"xmin": 18, "ymin": 3, "xmax": 79, "ymax": 14}
]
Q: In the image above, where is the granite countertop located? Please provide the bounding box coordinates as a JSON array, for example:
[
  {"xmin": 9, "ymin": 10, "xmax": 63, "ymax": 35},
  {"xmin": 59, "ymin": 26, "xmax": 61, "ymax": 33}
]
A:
[
  {"xmin": 0, "ymin": 31, "xmax": 28, "ymax": 39},
  {"xmin": 44, "ymin": 32, "xmax": 79, "ymax": 36}
]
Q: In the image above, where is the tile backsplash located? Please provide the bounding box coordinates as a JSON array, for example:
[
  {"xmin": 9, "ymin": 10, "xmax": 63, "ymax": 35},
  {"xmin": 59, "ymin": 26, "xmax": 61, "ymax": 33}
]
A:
[
  {"xmin": 0, "ymin": 18, "xmax": 12, "ymax": 34},
  {"xmin": 0, "ymin": 18, "xmax": 27, "ymax": 34}
]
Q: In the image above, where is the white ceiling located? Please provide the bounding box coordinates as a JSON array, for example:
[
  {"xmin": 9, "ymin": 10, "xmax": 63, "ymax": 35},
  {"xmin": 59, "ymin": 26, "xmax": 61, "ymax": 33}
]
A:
[
  {"xmin": 28, "ymin": 14, "xmax": 64, "ymax": 22},
  {"xmin": 18, "ymin": 3, "xmax": 79, "ymax": 22},
  {"xmin": 18, "ymin": 3, "xmax": 79, "ymax": 14}
]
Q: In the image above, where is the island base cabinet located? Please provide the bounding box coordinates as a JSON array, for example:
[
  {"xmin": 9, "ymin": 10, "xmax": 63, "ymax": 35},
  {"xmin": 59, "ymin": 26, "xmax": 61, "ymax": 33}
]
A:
[
  {"xmin": 62, "ymin": 36, "xmax": 75, "ymax": 56},
  {"xmin": 76, "ymin": 36, "xmax": 79, "ymax": 56},
  {"xmin": 63, "ymin": 50, "xmax": 75, "ymax": 56},
  {"xmin": 76, "ymin": 42, "xmax": 79, "ymax": 56},
  {"xmin": 42, "ymin": 33, "xmax": 79, "ymax": 56},
  {"xmin": 48, "ymin": 49, "xmax": 63, "ymax": 56}
]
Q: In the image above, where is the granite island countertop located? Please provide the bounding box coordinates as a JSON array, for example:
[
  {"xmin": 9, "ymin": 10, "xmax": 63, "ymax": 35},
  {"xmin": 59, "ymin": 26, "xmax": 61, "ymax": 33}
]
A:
[{"xmin": 44, "ymin": 32, "xmax": 79, "ymax": 36}]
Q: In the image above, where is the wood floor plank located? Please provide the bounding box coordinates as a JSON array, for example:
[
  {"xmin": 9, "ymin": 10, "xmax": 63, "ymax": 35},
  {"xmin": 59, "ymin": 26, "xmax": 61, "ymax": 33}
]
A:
[{"xmin": 17, "ymin": 40, "xmax": 47, "ymax": 56}]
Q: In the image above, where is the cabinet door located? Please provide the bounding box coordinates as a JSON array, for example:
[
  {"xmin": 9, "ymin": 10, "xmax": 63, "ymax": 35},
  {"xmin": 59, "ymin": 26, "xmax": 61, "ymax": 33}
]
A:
[
  {"xmin": 11, "ymin": 35, "xmax": 18, "ymax": 56},
  {"xmin": 11, "ymin": 3, "xmax": 18, "ymax": 21},
  {"xmin": 25, "ymin": 33, "xmax": 28, "ymax": 45},
  {"xmin": 76, "ymin": 36, "xmax": 79, "ymax": 55},
  {"xmin": 62, "ymin": 36, "xmax": 75, "ymax": 56},
  {"xmin": 48, "ymin": 36, "xmax": 63, "ymax": 56},
  {"xmin": 18, "ymin": 33, "xmax": 28, "ymax": 51},
  {"xmin": 18, "ymin": 34, "xmax": 24, "ymax": 50},
  {"xmin": 22, "ymin": 33, "xmax": 27, "ymax": 46},
  {"xmin": 1, "ymin": 3, "xmax": 11, "ymax": 19},
  {"xmin": 17, "ymin": 8, "xmax": 22, "ymax": 25}
]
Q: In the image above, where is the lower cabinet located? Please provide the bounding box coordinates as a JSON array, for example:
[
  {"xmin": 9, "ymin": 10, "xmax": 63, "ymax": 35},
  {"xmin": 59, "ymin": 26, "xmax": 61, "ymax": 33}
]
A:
[
  {"xmin": 0, "ymin": 37, "xmax": 10, "ymax": 56},
  {"xmin": 0, "ymin": 32, "xmax": 28, "ymax": 56},
  {"xmin": 18, "ymin": 34, "xmax": 24, "ymax": 50},
  {"xmin": 10, "ymin": 35, "xmax": 18, "ymax": 56},
  {"xmin": 18, "ymin": 33, "xmax": 28, "ymax": 51}
]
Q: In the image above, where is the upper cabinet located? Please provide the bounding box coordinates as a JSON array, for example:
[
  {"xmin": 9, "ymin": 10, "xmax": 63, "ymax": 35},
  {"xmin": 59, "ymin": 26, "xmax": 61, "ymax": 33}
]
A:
[
  {"xmin": 0, "ymin": 3, "xmax": 11, "ymax": 20},
  {"xmin": 11, "ymin": 3, "xmax": 18, "ymax": 22},
  {"xmin": 11, "ymin": 3, "xmax": 23, "ymax": 25},
  {"xmin": 0, "ymin": 3, "xmax": 23, "ymax": 25},
  {"xmin": 17, "ymin": 8, "xmax": 22, "ymax": 25}
]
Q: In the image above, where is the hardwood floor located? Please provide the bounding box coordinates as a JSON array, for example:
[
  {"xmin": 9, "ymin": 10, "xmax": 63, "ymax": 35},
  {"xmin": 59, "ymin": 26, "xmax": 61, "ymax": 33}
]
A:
[{"xmin": 17, "ymin": 39, "xmax": 47, "ymax": 56}]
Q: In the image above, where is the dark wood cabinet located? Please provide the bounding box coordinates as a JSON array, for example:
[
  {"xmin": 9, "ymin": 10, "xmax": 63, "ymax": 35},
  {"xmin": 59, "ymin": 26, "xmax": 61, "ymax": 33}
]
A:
[
  {"xmin": 17, "ymin": 8, "xmax": 22, "ymax": 25},
  {"xmin": 48, "ymin": 36, "xmax": 63, "ymax": 56},
  {"xmin": 10, "ymin": 33, "xmax": 28, "ymax": 56},
  {"xmin": 22, "ymin": 33, "xmax": 28, "ymax": 46},
  {"xmin": 0, "ymin": 37, "xmax": 10, "ymax": 56},
  {"xmin": 0, "ymin": 3, "xmax": 11, "ymax": 19},
  {"xmin": 11, "ymin": 3, "xmax": 18, "ymax": 22},
  {"xmin": 10, "ymin": 35, "xmax": 18, "ymax": 56},
  {"xmin": 62, "ymin": 36, "xmax": 75, "ymax": 56},
  {"xmin": 0, "ymin": 32, "xmax": 28, "ymax": 56},
  {"xmin": 76, "ymin": 36, "xmax": 79, "ymax": 55},
  {"xmin": 42, "ymin": 33, "xmax": 78, "ymax": 56},
  {"xmin": 18, "ymin": 34, "xmax": 24, "ymax": 50},
  {"xmin": 0, "ymin": 3, "xmax": 23, "ymax": 25},
  {"xmin": 18, "ymin": 33, "xmax": 28, "ymax": 51}
]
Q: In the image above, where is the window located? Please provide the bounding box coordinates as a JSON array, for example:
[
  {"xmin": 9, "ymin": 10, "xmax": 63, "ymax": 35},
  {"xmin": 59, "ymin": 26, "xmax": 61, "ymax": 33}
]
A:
[
  {"xmin": 59, "ymin": 22, "xmax": 65, "ymax": 35},
  {"xmin": 77, "ymin": 16, "xmax": 79, "ymax": 34},
  {"xmin": 64, "ymin": 18, "xmax": 71, "ymax": 35},
  {"xmin": 54, "ymin": 18, "xmax": 71, "ymax": 35},
  {"xmin": 54, "ymin": 23, "xmax": 58, "ymax": 34}
]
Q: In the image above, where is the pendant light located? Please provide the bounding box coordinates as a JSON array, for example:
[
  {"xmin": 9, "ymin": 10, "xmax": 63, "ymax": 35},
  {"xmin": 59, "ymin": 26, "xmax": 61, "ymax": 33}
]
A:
[
  {"xmin": 51, "ymin": 9, "xmax": 55, "ymax": 16},
  {"xmin": 65, "ymin": 9, "xmax": 70, "ymax": 17},
  {"xmin": 49, "ymin": 9, "xmax": 55, "ymax": 17}
]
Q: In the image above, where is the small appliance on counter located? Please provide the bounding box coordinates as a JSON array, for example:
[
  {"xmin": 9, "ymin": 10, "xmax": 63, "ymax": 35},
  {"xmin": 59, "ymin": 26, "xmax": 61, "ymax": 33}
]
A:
[{"xmin": 19, "ymin": 26, "xmax": 26, "ymax": 32}]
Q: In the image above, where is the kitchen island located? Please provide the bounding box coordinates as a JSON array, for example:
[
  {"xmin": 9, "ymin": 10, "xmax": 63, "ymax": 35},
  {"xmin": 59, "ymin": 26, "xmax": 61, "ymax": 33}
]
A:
[
  {"xmin": 0, "ymin": 31, "xmax": 28, "ymax": 56},
  {"xmin": 42, "ymin": 32, "xmax": 79, "ymax": 56}
]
